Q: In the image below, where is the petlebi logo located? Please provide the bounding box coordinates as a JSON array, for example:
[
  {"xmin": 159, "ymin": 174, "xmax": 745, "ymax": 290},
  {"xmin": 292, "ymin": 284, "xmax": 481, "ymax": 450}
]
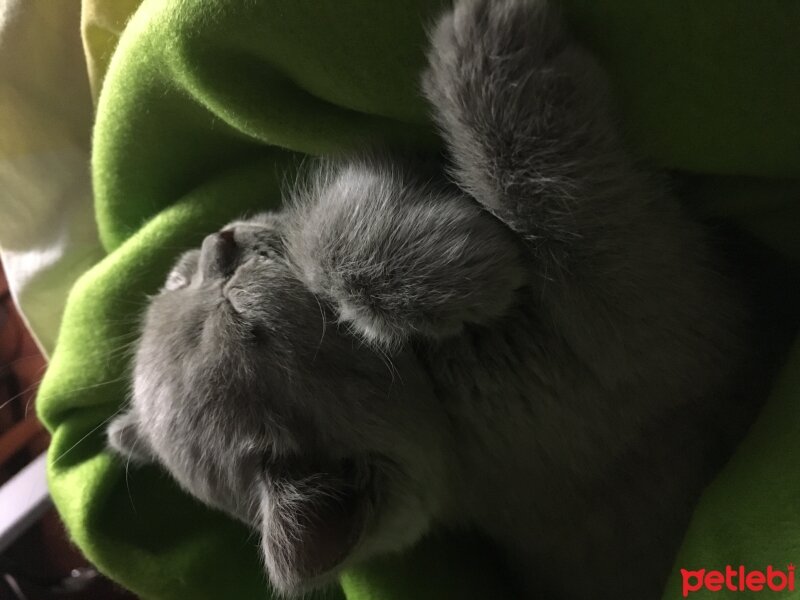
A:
[{"xmin": 681, "ymin": 565, "xmax": 796, "ymax": 597}]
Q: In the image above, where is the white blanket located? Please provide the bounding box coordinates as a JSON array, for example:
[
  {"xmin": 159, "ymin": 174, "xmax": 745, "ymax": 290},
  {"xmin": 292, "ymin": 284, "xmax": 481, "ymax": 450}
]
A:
[{"xmin": 0, "ymin": 0, "xmax": 102, "ymax": 356}]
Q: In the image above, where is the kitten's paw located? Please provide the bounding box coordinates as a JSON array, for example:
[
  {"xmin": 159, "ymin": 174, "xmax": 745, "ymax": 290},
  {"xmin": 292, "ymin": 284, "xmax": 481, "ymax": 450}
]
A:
[{"xmin": 422, "ymin": 0, "xmax": 566, "ymax": 107}]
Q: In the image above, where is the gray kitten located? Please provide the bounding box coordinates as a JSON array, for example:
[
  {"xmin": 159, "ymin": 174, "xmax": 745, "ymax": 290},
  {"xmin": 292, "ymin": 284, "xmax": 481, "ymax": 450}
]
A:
[{"xmin": 107, "ymin": 0, "xmax": 750, "ymax": 597}]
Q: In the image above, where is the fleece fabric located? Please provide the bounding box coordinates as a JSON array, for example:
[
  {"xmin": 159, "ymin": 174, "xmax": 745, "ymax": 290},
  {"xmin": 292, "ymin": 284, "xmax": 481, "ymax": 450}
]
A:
[{"xmin": 37, "ymin": 1, "xmax": 800, "ymax": 599}]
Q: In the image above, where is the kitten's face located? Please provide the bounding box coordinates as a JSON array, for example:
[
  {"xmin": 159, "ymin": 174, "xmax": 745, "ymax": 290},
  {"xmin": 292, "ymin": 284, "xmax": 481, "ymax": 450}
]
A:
[{"xmin": 108, "ymin": 214, "xmax": 452, "ymax": 594}]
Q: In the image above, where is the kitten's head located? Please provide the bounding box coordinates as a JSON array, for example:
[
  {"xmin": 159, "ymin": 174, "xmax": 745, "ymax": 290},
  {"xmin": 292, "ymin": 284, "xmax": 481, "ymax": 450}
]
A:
[{"xmin": 107, "ymin": 213, "xmax": 453, "ymax": 594}]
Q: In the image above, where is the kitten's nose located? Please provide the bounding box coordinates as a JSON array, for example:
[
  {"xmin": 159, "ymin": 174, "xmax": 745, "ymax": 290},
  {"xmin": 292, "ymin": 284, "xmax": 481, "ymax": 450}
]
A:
[
  {"xmin": 218, "ymin": 229, "xmax": 235, "ymax": 246},
  {"xmin": 199, "ymin": 228, "xmax": 238, "ymax": 278}
]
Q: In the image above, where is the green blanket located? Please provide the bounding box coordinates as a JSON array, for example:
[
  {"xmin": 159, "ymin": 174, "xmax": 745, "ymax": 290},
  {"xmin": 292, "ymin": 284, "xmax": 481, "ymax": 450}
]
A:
[{"xmin": 38, "ymin": 1, "xmax": 800, "ymax": 598}]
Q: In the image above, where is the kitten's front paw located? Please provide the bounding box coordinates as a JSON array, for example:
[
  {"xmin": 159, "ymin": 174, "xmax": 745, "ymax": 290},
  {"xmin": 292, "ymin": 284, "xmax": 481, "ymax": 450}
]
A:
[{"xmin": 422, "ymin": 0, "xmax": 566, "ymax": 110}]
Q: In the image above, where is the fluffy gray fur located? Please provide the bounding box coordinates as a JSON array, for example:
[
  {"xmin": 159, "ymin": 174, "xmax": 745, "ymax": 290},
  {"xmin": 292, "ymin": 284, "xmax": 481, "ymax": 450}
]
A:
[{"xmin": 107, "ymin": 1, "xmax": 750, "ymax": 597}]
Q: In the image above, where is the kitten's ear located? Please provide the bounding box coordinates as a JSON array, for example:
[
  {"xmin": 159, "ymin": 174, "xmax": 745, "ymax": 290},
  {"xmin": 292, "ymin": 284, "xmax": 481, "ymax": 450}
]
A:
[
  {"xmin": 106, "ymin": 410, "xmax": 155, "ymax": 464},
  {"xmin": 258, "ymin": 461, "xmax": 367, "ymax": 593}
]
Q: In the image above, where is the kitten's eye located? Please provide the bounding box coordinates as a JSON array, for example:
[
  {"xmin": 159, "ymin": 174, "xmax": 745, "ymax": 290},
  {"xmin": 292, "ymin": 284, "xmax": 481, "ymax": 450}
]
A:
[
  {"xmin": 164, "ymin": 271, "xmax": 189, "ymax": 291},
  {"xmin": 256, "ymin": 247, "xmax": 279, "ymax": 261}
]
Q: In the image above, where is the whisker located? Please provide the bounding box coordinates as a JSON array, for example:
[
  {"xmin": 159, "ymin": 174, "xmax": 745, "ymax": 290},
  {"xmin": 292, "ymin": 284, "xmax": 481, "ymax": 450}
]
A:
[
  {"xmin": 310, "ymin": 292, "xmax": 328, "ymax": 362},
  {"xmin": 0, "ymin": 377, "xmax": 46, "ymax": 413},
  {"xmin": 50, "ymin": 407, "xmax": 125, "ymax": 467},
  {"xmin": 124, "ymin": 438, "xmax": 141, "ymax": 515}
]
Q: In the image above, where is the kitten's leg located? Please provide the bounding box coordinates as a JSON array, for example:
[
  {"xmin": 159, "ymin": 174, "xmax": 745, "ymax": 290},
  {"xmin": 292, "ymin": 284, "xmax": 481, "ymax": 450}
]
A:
[
  {"xmin": 423, "ymin": 0, "xmax": 635, "ymax": 259},
  {"xmin": 423, "ymin": 0, "xmax": 740, "ymax": 388}
]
